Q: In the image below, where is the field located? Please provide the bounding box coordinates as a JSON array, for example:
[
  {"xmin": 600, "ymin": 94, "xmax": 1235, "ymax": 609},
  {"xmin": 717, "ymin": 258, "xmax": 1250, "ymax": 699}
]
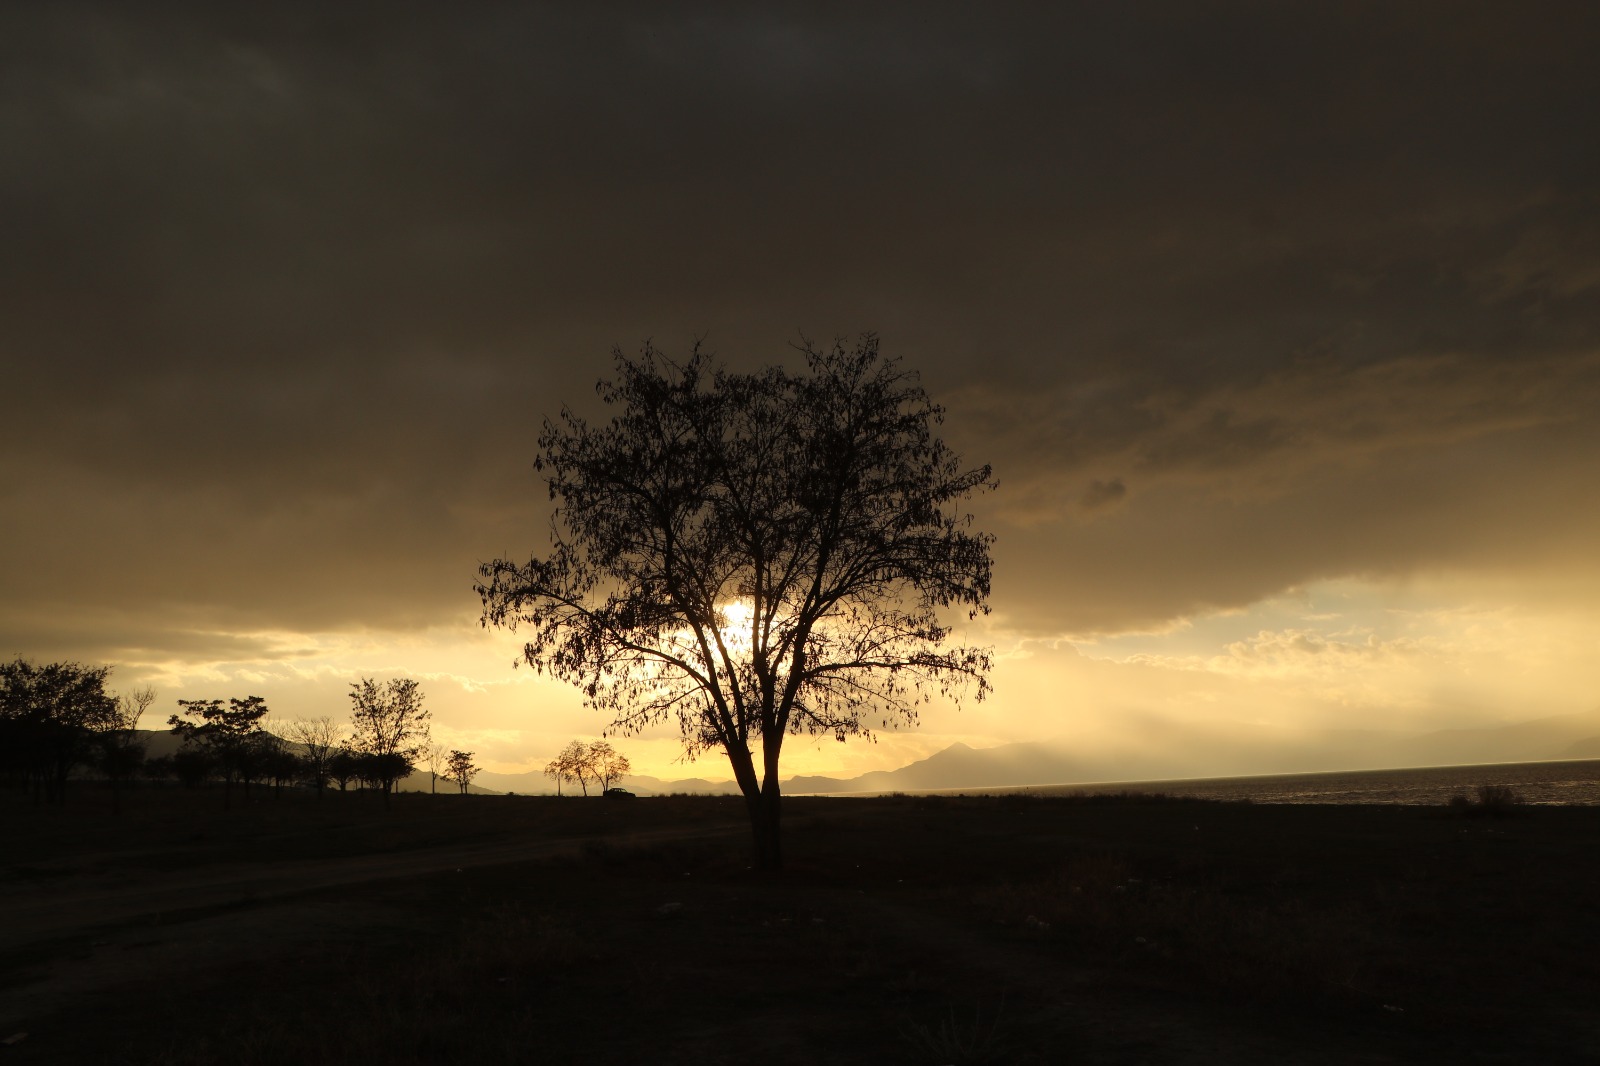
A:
[{"xmin": 3, "ymin": 787, "xmax": 1599, "ymax": 1064}]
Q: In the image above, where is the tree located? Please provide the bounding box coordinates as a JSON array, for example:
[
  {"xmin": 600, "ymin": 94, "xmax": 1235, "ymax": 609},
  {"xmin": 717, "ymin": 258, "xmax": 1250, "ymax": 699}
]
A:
[
  {"xmin": 282, "ymin": 716, "xmax": 344, "ymax": 795},
  {"xmin": 446, "ymin": 750, "xmax": 479, "ymax": 794},
  {"xmin": 543, "ymin": 754, "xmax": 571, "ymax": 796},
  {"xmin": 589, "ymin": 741, "xmax": 631, "ymax": 792},
  {"xmin": 347, "ymin": 678, "xmax": 431, "ymax": 801},
  {"xmin": 101, "ymin": 684, "xmax": 155, "ymax": 811},
  {"xmin": 257, "ymin": 732, "xmax": 302, "ymax": 798},
  {"xmin": 554, "ymin": 739, "xmax": 595, "ymax": 796},
  {"xmin": 423, "ymin": 741, "xmax": 447, "ymax": 795},
  {"xmin": 478, "ymin": 336, "xmax": 994, "ymax": 867},
  {"xmin": 328, "ymin": 748, "xmax": 359, "ymax": 792},
  {"xmin": 169, "ymin": 696, "xmax": 271, "ymax": 808},
  {"xmin": 0, "ymin": 658, "xmax": 120, "ymax": 803}
]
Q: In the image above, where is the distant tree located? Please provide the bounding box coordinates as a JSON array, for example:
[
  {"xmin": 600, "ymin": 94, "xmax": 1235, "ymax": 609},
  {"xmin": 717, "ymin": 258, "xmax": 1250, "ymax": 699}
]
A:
[
  {"xmin": 142, "ymin": 754, "xmax": 174, "ymax": 785},
  {"xmin": 353, "ymin": 751, "xmax": 410, "ymax": 794},
  {"xmin": 168, "ymin": 696, "xmax": 271, "ymax": 808},
  {"xmin": 171, "ymin": 747, "xmax": 216, "ymax": 789},
  {"xmin": 477, "ymin": 337, "xmax": 994, "ymax": 867},
  {"xmin": 543, "ymin": 755, "xmax": 570, "ymax": 796},
  {"xmin": 589, "ymin": 741, "xmax": 631, "ymax": 792},
  {"xmin": 446, "ymin": 750, "xmax": 479, "ymax": 794},
  {"xmin": 256, "ymin": 732, "xmax": 301, "ymax": 798},
  {"xmin": 423, "ymin": 741, "xmax": 447, "ymax": 795},
  {"xmin": 100, "ymin": 684, "xmax": 155, "ymax": 811},
  {"xmin": 328, "ymin": 748, "xmax": 359, "ymax": 792},
  {"xmin": 283, "ymin": 716, "xmax": 344, "ymax": 795},
  {"xmin": 555, "ymin": 739, "xmax": 596, "ymax": 797},
  {"xmin": 347, "ymin": 678, "xmax": 431, "ymax": 802},
  {"xmin": 0, "ymin": 658, "xmax": 120, "ymax": 803}
]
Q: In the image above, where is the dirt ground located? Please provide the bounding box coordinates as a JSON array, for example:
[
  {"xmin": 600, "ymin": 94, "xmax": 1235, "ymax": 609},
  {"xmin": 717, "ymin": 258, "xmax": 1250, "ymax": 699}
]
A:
[{"xmin": 3, "ymin": 787, "xmax": 1598, "ymax": 1064}]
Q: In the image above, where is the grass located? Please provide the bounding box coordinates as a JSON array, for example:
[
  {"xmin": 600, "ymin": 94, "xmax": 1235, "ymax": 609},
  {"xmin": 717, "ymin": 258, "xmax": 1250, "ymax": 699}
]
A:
[{"xmin": 4, "ymin": 786, "xmax": 1600, "ymax": 1063}]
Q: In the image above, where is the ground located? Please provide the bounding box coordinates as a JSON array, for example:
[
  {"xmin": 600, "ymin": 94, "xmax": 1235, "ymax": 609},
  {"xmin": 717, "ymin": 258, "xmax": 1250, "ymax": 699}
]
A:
[{"xmin": 2, "ymin": 787, "xmax": 1598, "ymax": 1064}]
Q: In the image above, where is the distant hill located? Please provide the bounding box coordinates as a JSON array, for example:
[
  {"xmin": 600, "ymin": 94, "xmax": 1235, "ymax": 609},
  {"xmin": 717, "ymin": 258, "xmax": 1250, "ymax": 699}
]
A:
[{"xmin": 126, "ymin": 707, "xmax": 1600, "ymax": 797}]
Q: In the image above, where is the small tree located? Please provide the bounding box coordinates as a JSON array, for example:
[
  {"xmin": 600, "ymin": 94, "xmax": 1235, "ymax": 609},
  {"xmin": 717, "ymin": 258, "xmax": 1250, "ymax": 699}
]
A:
[
  {"xmin": 328, "ymin": 748, "xmax": 359, "ymax": 792},
  {"xmin": 347, "ymin": 678, "xmax": 431, "ymax": 802},
  {"xmin": 168, "ymin": 696, "xmax": 271, "ymax": 809},
  {"xmin": 543, "ymin": 755, "xmax": 570, "ymax": 796},
  {"xmin": 589, "ymin": 741, "xmax": 631, "ymax": 792},
  {"xmin": 283, "ymin": 716, "xmax": 344, "ymax": 795},
  {"xmin": 101, "ymin": 684, "xmax": 156, "ymax": 811},
  {"xmin": 478, "ymin": 337, "xmax": 994, "ymax": 867},
  {"xmin": 555, "ymin": 739, "xmax": 596, "ymax": 796},
  {"xmin": 423, "ymin": 741, "xmax": 447, "ymax": 795},
  {"xmin": 446, "ymin": 750, "xmax": 479, "ymax": 794},
  {"xmin": 257, "ymin": 733, "xmax": 301, "ymax": 798}
]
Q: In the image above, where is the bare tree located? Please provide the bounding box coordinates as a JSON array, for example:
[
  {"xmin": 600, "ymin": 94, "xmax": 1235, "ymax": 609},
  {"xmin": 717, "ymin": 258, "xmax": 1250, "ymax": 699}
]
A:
[
  {"xmin": 283, "ymin": 716, "xmax": 345, "ymax": 796},
  {"xmin": 446, "ymin": 750, "xmax": 479, "ymax": 794},
  {"xmin": 543, "ymin": 755, "xmax": 570, "ymax": 796},
  {"xmin": 423, "ymin": 741, "xmax": 447, "ymax": 795},
  {"xmin": 347, "ymin": 678, "xmax": 431, "ymax": 802},
  {"xmin": 478, "ymin": 337, "xmax": 994, "ymax": 867},
  {"xmin": 589, "ymin": 741, "xmax": 631, "ymax": 792},
  {"xmin": 102, "ymin": 684, "xmax": 155, "ymax": 811}
]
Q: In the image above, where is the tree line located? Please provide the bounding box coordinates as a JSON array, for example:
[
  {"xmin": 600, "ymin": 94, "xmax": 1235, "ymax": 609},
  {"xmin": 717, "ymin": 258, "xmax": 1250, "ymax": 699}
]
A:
[
  {"xmin": 0, "ymin": 661, "xmax": 483, "ymax": 806},
  {"xmin": 543, "ymin": 739, "xmax": 630, "ymax": 796}
]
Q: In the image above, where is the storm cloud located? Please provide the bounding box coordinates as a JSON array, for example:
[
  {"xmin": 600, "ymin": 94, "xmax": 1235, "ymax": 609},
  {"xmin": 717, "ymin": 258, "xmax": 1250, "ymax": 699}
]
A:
[{"xmin": 3, "ymin": 3, "xmax": 1597, "ymax": 747}]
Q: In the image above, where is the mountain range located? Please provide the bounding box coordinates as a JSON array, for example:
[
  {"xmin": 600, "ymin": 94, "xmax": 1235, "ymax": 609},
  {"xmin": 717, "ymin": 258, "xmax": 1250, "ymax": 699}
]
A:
[{"xmin": 127, "ymin": 708, "xmax": 1600, "ymax": 797}]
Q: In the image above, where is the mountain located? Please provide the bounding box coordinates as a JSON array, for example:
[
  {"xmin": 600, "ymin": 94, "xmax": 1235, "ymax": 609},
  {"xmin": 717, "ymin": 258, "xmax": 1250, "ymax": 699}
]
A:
[
  {"xmin": 784, "ymin": 712, "xmax": 1600, "ymax": 794},
  {"xmin": 127, "ymin": 707, "xmax": 1600, "ymax": 797}
]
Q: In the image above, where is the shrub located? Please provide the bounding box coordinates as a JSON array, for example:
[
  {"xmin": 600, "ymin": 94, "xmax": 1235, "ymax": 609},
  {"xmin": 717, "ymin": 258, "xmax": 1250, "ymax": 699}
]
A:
[{"xmin": 1447, "ymin": 783, "xmax": 1525, "ymax": 817}]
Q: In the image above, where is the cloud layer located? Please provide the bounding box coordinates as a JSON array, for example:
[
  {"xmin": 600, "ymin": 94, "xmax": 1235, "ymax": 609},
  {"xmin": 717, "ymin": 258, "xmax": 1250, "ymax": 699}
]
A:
[{"xmin": 3, "ymin": 4, "xmax": 1597, "ymax": 769}]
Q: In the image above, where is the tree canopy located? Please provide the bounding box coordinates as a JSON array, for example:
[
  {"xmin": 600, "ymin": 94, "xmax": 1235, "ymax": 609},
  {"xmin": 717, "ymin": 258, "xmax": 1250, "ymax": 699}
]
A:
[
  {"xmin": 478, "ymin": 335, "xmax": 994, "ymax": 867},
  {"xmin": 347, "ymin": 677, "xmax": 431, "ymax": 798},
  {"xmin": 0, "ymin": 657, "xmax": 120, "ymax": 803}
]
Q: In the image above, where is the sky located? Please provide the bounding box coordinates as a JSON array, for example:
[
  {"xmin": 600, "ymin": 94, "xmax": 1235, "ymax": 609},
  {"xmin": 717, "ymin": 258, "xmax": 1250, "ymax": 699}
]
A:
[{"xmin": 4, "ymin": 3, "xmax": 1599, "ymax": 782}]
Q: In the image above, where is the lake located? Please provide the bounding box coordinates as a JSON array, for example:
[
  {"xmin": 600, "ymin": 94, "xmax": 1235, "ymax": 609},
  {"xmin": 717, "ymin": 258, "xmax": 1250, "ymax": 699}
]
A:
[{"xmin": 900, "ymin": 758, "xmax": 1600, "ymax": 805}]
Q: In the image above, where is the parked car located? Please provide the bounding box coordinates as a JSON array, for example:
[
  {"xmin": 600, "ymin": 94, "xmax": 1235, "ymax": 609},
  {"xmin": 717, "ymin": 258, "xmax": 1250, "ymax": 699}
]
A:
[{"xmin": 603, "ymin": 787, "xmax": 637, "ymax": 800}]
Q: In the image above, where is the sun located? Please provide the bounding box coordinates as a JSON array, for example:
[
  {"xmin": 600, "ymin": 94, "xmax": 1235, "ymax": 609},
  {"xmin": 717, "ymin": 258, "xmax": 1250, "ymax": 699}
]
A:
[{"xmin": 717, "ymin": 599, "xmax": 755, "ymax": 651}]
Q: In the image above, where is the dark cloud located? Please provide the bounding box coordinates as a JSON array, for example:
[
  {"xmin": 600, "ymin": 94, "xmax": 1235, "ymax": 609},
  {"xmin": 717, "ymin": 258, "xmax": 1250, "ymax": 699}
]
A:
[
  {"xmin": 1080, "ymin": 478, "xmax": 1128, "ymax": 513},
  {"xmin": 2, "ymin": 2, "xmax": 1598, "ymax": 659}
]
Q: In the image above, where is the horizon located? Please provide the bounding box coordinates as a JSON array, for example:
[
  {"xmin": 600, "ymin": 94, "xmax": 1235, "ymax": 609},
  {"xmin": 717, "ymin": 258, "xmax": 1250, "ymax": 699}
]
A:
[{"xmin": 5, "ymin": 4, "xmax": 1599, "ymax": 783}]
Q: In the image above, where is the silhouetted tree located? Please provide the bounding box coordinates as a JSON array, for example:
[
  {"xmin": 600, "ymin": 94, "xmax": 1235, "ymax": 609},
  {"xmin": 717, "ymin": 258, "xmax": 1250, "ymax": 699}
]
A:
[
  {"xmin": 256, "ymin": 733, "xmax": 301, "ymax": 797},
  {"xmin": 171, "ymin": 747, "xmax": 216, "ymax": 789},
  {"xmin": 423, "ymin": 741, "xmax": 447, "ymax": 795},
  {"xmin": 447, "ymin": 750, "xmax": 479, "ymax": 794},
  {"xmin": 0, "ymin": 658, "xmax": 120, "ymax": 803},
  {"xmin": 283, "ymin": 716, "xmax": 344, "ymax": 795},
  {"xmin": 543, "ymin": 755, "xmax": 570, "ymax": 796},
  {"xmin": 589, "ymin": 741, "xmax": 631, "ymax": 792},
  {"xmin": 100, "ymin": 684, "xmax": 155, "ymax": 812},
  {"xmin": 478, "ymin": 336, "xmax": 994, "ymax": 867},
  {"xmin": 168, "ymin": 696, "xmax": 271, "ymax": 808},
  {"xmin": 554, "ymin": 739, "xmax": 595, "ymax": 796},
  {"xmin": 347, "ymin": 678, "xmax": 430, "ymax": 802},
  {"xmin": 329, "ymin": 748, "xmax": 359, "ymax": 792},
  {"xmin": 142, "ymin": 754, "xmax": 174, "ymax": 785}
]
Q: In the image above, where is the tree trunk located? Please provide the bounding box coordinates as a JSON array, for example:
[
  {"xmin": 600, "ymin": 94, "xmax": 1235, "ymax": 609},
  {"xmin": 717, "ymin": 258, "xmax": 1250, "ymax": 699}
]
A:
[
  {"xmin": 727, "ymin": 742, "xmax": 782, "ymax": 870},
  {"xmin": 750, "ymin": 784, "xmax": 782, "ymax": 870}
]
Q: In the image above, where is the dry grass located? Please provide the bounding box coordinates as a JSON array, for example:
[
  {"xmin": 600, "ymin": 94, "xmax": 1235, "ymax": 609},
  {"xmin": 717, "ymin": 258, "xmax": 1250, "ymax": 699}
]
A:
[{"xmin": 6, "ymin": 789, "xmax": 1600, "ymax": 1064}]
